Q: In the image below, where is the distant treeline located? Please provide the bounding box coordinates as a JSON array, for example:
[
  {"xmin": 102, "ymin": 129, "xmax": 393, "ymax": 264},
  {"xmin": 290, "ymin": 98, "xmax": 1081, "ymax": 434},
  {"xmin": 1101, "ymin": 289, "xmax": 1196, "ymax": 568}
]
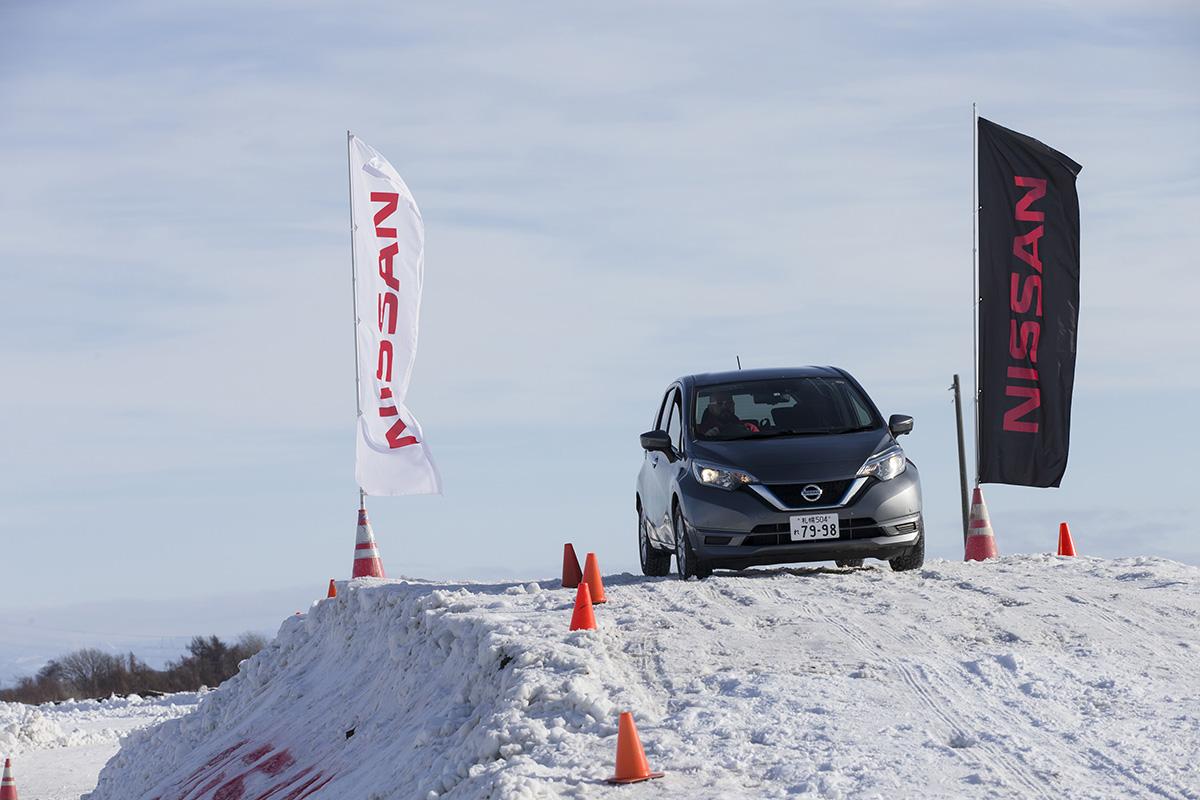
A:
[{"xmin": 0, "ymin": 633, "xmax": 267, "ymax": 705}]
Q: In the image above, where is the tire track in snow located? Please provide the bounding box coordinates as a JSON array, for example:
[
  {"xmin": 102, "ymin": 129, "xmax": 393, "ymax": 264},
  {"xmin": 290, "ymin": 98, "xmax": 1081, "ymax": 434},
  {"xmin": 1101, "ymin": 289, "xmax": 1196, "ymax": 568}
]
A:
[
  {"xmin": 848, "ymin": 573, "xmax": 1197, "ymax": 800},
  {"xmin": 703, "ymin": 570, "xmax": 1083, "ymax": 799},
  {"xmin": 1042, "ymin": 591, "xmax": 1195, "ymax": 800},
  {"xmin": 664, "ymin": 572, "xmax": 1062, "ymax": 797},
  {"xmin": 884, "ymin": 581, "xmax": 1162, "ymax": 800},
  {"xmin": 824, "ymin": 612, "xmax": 1058, "ymax": 800},
  {"xmin": 613, "ymin": 563, "xmax": 1200, "ymax": 799},
  {"xmin": 1080, "ymin": 746, "xmax": 1191, "ymax": 800}
]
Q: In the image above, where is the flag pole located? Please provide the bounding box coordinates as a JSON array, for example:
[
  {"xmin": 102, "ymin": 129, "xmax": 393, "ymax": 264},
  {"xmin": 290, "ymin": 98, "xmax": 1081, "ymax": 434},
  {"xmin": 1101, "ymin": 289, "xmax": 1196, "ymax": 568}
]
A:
[
  {"xmin": 971, "ymin": 102, "xmax": 980, "ymax": 487},
  {"xmin": 952, "ymin": 374, "xmax": 970, "ymax": 545},
  {"xmin": 346, "ymin": 130, "xmax": 365, "ymax": 511}
]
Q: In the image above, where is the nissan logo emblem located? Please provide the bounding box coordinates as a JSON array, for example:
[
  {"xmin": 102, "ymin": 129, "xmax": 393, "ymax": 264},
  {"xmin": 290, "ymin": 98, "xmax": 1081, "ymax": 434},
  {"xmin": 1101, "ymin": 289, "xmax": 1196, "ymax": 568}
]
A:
[{"xmin": 801, "ymin": 484, "xmax": 823, "ymax": 502}]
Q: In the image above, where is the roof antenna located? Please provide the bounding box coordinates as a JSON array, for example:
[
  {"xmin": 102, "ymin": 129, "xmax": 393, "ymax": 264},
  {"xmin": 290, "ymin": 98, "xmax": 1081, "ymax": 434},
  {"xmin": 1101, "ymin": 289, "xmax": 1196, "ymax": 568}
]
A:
[{"xmin": 736, "ymin": 355, "xmax": 742, "ymax": 370}]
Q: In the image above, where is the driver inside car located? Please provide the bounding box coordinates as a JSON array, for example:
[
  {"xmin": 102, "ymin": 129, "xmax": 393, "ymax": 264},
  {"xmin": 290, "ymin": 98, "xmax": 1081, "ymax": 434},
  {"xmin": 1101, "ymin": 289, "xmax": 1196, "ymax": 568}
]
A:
[{"xmin": 699, "ymin": 391, "xmax": 759, "ymax": 436}]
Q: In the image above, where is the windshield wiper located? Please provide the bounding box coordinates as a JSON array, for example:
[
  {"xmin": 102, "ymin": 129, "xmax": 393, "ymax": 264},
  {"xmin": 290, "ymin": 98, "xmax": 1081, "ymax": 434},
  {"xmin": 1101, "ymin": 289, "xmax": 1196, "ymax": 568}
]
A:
[
  {"xmin": 705, "ymin": 424, "xmax": 877, "ymax": 441},
  {"xmin": 711, "ymin": 429, "xmax": 826, "ymax": 440},
  {"xmin": 765, "ymin": 429, "xmax": 833, "ymax": 437},
  {"xmin": 714, "ymin": 426, "xmax": 876, "ymax": 440}
]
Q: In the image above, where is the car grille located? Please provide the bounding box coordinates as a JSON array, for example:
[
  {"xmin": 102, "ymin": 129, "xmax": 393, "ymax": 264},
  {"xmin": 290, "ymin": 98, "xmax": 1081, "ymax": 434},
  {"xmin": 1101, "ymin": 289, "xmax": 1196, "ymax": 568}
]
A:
[
  {"xmin": 763, "ymin": 479, "xmax": 855, "ymax": 507},
  {"xmin": 750, "ymin": 518, "xmax": 876, "ymax": 534},
  {"xmin": 744, "ymin": 518, "xmax": 881, "ymax": 546}
]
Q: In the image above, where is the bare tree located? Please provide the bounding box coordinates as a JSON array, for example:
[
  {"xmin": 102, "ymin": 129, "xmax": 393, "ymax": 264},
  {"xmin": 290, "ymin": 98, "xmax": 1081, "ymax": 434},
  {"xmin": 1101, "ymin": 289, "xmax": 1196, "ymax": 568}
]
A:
[
  {"xmin": 57, "ymin": 648, "xmax": 125, "ymax": 697},
  {"xmin": 1, "ymin": 629, "xmax": 274, "ymax": 703}
]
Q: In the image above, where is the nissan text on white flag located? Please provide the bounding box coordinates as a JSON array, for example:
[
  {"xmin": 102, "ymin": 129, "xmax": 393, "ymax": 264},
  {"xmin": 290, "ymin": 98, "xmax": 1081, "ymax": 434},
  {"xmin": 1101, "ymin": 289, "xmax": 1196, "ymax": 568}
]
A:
[{"xmin": 349, "ymin": 134, "xmax": 442, "ymax": 496}]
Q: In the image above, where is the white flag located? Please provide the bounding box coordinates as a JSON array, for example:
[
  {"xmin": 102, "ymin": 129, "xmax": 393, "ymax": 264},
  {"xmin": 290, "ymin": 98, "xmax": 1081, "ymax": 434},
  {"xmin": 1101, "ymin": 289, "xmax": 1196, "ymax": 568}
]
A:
[{"xmin": 349, "ymin": 135, "xmax": 442, "ymax": 496}]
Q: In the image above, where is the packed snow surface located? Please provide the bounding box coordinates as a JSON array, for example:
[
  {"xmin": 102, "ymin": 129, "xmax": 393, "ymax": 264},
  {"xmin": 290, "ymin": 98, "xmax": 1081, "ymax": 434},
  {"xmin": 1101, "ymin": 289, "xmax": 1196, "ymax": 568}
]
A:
[
  {"xmin": 86, "ymin": 556, "xmax": 1199, "ymax": 799},
  {"xmin": 1, "ymin": 692, "xmax": 201, "ymax": 799}
]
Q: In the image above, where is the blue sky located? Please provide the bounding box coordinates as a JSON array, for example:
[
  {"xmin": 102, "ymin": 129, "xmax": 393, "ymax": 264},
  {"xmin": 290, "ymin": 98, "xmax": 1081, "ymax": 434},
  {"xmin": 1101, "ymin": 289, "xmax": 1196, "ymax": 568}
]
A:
[{"xmin": 1, "ymin": 1, "xmax": 1198, "ymax": 677}]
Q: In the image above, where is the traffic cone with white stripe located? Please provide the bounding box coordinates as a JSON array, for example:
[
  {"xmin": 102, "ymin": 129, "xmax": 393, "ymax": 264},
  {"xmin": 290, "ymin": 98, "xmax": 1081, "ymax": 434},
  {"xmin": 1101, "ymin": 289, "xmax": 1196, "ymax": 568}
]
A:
[
  {"xmin": 964, "ymin": 486, "xmax": 999, "ymax": 561},
  {"xmin": 0, "ymin": 758, "xmax": 17, "ymax": 800},
  {"xmin": 351, "ymin": 507, "xmax": 385, "ymax": 579}
]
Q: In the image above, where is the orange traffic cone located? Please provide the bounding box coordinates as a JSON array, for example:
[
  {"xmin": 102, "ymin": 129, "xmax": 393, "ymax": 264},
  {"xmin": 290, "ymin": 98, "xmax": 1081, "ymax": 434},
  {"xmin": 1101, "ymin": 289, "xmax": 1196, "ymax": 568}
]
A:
[
  {"xmin": 327, "ymin": 579, "xmax": 338, "ymax": 598},
  {"xmin": 582, "ymin": 552, "xmax": 607, "ymax": 604},
  {"xmin": 1058, "ymin": 522, "xmax": 1076, "ymax": 556},
  {"xmin": 1, "ymin": 757, "xmax": 17, "ymax": 800},
  {"xmin": 562, "ymin": 543, "xmax": 583, "ymax": 588},
  {"xmin": 351, "ymin": 507, "xmax": 385, "ymax": 579},
  {"xmin": 569, "ymin": 582, "xmax": 597, "ymax": 631},
  {"xmin": 964, "ymin": 486, "xmax": 999, "ymax": 561},
  {"xmin": 607, "ymin": 712, "xmax": 664, "ymax": 784}
]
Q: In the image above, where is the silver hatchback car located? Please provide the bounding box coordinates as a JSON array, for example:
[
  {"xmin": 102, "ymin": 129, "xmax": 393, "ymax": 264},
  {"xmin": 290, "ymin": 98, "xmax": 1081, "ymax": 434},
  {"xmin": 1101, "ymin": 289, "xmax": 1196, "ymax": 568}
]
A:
[{"xmin": 636, "ymin": 367, "xmax": 923, "ymax": 578}]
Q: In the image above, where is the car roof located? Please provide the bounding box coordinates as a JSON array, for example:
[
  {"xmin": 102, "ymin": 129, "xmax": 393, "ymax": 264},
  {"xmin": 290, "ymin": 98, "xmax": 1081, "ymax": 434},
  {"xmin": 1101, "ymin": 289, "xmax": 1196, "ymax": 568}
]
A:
[{"xmin": 681, "ymin": 366, "xmax": 846, "ymax": 388}]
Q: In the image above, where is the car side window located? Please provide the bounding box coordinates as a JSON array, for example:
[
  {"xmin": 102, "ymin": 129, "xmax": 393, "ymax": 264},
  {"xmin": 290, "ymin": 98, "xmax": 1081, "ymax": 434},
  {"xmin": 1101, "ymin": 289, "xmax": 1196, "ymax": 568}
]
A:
[
  {"xmin": 666, "ymin": 390, "xmax": 683, "ymax": 453},
  {"xmin": 654, "ymin": 388, "xmax": 673, "ymax": 430}
]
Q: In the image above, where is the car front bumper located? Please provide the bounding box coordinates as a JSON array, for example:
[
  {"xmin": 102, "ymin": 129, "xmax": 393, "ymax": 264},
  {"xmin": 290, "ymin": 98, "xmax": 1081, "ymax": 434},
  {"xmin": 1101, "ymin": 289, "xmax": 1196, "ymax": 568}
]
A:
[{"xmin": 680, "ymin": 464, "xmax": 923, "ymax": 568}]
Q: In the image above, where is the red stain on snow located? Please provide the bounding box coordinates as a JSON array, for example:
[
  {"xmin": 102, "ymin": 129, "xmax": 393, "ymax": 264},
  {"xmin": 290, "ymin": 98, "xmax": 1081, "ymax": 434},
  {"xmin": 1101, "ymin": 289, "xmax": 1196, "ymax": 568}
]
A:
[
  {"xmin": 257, "ymin": 750, "xmax": 296, "ymax": 776},
  {"xmin": 242, "ymin": 745, "xmax": 273, "ymax": 765},
  {"xmin": 167, "ymin": 743, "xmax": 331, "ymax": 800},
  {"xmin": 249, "ymin": 767, "xmax": 314, "ymax": 800},
  {"xmin": 212, "ymin": 776, "xmax": 245, "ymax": 800},
  {"xmin": 191, "ymin": 771, "xmax": 227, "ymax": 800},
  {"xmin": 176, "ymin": 740, "xmax": 249, "ymax": 800},
  {"xmin": 279, "ymin": 772, "xmax": 332, "ymax": 800}
]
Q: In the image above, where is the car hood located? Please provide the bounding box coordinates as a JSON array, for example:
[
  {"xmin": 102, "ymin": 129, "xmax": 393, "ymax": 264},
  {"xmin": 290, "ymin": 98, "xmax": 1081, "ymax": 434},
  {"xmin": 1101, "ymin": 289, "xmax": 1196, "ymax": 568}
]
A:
[{"xmin": 688, "ymin": 429, "xmax": 892, "ymax": 483}]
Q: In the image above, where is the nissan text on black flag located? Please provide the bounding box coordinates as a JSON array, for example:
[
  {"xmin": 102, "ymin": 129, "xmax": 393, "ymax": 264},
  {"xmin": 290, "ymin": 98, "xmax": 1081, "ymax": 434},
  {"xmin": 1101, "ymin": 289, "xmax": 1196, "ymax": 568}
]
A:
[{"xmin": 977, "ymin": 118, "xmax": 1082, "ymax": 487}]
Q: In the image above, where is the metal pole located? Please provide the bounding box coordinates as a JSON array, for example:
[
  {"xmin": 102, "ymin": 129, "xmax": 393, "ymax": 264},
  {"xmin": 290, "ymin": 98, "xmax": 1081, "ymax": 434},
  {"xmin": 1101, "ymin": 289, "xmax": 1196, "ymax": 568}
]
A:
[
  {"xmin": 346, "ymin": 130, "xmax": 365, "ymax": 510},
  {"xmin": 952, "ymin": 374, "xmax": 970, "ymax": 545},
  {"xmin": 971, "ymin": 102, "xmax": 980, "ymax": 486}
]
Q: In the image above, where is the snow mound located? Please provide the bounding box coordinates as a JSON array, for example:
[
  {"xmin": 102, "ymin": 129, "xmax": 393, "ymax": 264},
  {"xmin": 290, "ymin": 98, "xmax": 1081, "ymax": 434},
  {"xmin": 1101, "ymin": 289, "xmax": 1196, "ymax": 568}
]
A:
[
  {"xmin": 0, "ymin": 701, "xmax": 80, "ymax": 751},
  {"xmin": 87, "ymin": 557, "xmax": 1200, "ymax": 799},
  {"xmin": 0, "ymin": 692, "xmax": 201, "ymax": 755}
]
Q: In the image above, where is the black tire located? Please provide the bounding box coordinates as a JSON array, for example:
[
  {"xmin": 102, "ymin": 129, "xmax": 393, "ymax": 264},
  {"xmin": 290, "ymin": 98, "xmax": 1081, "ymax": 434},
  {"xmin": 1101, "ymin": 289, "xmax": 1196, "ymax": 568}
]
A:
[
  {"xmin": 638, "ymin": 505, "xmax": 671, "ymax": 577},
  {"xmin": 835, "ymin": 558, "xmax": 864, "ymax": 568},
  {"xmin": 889, "ymin": 516, "xmax": 925, "ymax": 572},
  {"xmin": 673, "ymin": 505, "xmax": 711, "ymax": 580}
]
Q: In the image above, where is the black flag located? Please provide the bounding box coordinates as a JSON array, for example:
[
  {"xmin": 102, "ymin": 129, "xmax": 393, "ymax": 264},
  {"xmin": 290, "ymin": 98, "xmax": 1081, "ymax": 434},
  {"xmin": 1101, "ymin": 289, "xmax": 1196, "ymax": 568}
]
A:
[{"xmin": 977, "ymin": 118, "xmax": 1082, "ymax": 488}]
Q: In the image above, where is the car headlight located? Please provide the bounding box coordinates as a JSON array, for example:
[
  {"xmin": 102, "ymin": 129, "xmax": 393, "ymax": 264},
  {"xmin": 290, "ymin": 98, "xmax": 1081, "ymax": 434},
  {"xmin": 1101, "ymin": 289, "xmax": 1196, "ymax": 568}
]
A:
[
  {"xmin": 692, "ymin": 461, "xmax": 757, "ymax": 491},
  {"xmin": 857, "ymin": 445, "xmax": 907, "ymax": 481}
]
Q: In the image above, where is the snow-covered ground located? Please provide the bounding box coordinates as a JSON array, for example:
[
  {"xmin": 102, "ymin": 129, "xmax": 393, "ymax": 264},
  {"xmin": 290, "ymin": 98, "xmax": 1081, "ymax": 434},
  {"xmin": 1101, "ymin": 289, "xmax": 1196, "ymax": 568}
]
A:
[
  {"xmin": 68, "ymin": 555, "xmax": 1199, "ymax": 799},
  {"xmin": 1, "ymin": 692, "xmax": 201, "ymax": 799}
]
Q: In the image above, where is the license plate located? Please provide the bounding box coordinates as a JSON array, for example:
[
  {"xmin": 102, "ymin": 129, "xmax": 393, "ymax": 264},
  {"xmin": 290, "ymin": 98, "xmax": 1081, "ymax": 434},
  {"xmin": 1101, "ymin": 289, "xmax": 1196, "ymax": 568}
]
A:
[{"xmin": 790, "ymin": 513, "xmax": 841, "ymax": 541}]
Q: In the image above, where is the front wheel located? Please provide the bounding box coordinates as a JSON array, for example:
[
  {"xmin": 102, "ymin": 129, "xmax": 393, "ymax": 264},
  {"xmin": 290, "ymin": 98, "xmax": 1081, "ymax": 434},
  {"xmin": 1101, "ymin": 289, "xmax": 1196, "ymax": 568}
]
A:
[
  {"xmin": 673, "ymin": 506, "xmax": 711, "ymax": 580},
  {"xmin": 639, "ymin": 508, "xmax": 671, "ymax": 577},
  {"xmin": 889, "ymin": 516, "xmax": 925, "ymax": 572}
]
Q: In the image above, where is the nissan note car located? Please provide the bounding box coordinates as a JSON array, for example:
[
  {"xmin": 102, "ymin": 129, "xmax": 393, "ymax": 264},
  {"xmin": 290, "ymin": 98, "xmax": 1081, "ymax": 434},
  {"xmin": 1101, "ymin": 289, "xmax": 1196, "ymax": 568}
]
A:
[{"xmin": 635, "ymin": 367, "xmax": 923, "ymax": 578}]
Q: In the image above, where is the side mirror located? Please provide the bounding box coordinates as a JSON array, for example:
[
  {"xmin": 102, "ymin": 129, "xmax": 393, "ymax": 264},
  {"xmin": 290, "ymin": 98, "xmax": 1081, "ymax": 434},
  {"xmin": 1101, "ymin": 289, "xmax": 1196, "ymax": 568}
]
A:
[
  {"xmin": 640, "ymin": 430, "xmax": 673, "ymax": 453},
  {"xmin": 888, "ymin": 414, "xmax": 914, "ymax": 437}
]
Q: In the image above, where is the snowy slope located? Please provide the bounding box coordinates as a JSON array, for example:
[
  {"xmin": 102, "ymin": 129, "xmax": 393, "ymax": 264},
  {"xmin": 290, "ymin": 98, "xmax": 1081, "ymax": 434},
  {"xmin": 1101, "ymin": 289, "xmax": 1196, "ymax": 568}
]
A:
[{"xmin": 86, "ymin": 557, "xmax": 1200, "ymax": 799}]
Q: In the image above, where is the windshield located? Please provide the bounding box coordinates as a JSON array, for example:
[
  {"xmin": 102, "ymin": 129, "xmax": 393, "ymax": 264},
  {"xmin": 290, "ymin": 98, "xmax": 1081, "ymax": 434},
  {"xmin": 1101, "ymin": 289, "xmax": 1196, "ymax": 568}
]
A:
[{"xmin": 693, "ymin": 377, "xmax": 880, "ymax": 440}]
